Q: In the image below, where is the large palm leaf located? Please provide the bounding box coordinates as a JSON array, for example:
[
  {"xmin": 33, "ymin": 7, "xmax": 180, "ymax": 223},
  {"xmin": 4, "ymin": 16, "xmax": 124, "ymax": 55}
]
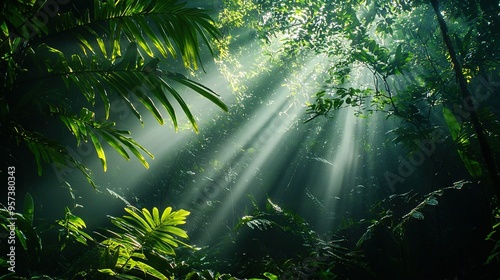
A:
[
  {"xmin": 98, "ymin": 206, "xmax": 191, "ymax": 279},
  {"xmin": 1, "ymin": 0, "xmax": 227, "ymax": 184},
  {"xmin": 107, "ymin": 206, "xmax": 191, "ymax": 256}
]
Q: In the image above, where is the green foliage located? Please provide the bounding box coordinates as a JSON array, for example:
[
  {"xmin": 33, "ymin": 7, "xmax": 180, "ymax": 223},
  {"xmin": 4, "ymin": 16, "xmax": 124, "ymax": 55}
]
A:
[
  {"xmin": 237, "ymin": 215, "xmax": 273, "ymax": 231},
  {"xmin": 94, "ymin": 206, "xmax": 191, "ymax": 279},
  {"xmin": 486, "ymin": 207, "xmax": 500, "ymax": 264},
  {"xmin": 219, "ymin": 0, "xmax": 500, "ymax": 192},
  {"xmin": 0, "ymin": 193, "xmax": 42, "ymax": 261},
  {"xmin": 15, "ymin": 125, "xmax": 96, "ymax": 187},
  {"xmin": 56, "ymin": 206, "xmax": 94, "ymax": 250},
  {"xmin": 1, "ymin": 0, "xmax": 228, "ymax": 186},
  {"xmin": 231, "ymin": 198, "xmax": 368, "ymax": 278},
  {"xmin": 235, "ymin": 198, "xmax": 313, "ymax": 240},
  {"xmin": 305, "ymin": 87, "xmax": 372, "ymax": 122},
  {"xmin": 358, "ymin": 182, "xmax": 470, "ymax": 246},
  {"xmin": 184, "ymin": 270, "xmax": 237, "ymax": 280},
  {"xmin": 107, "ymin": 206, "xmax": 191, "ymax": 256},
  {"xmin": 261, "ymin": 272, "xmax": 278, "ymax": 280},
  {"xmin": 0, "ymin": 196, "xmax": 192, "ymax": 279},
  {"xmin": 442, "ymin": 107, "xmax": 482, "ymax": 177},
  {"xmin": 49, "ymin": 105, "xmax": 154, "ymax": 171},
  {"xmin": 354, "ymin": 180, "xmax": 475, "ymax": 277}
]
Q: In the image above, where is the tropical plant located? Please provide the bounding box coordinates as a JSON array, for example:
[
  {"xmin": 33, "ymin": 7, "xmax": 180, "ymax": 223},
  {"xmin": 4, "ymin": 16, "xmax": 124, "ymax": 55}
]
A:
[
  {"xmin": 1, "ymin": 195, "xmax": 192, "ymax": 279},
  {"xmin": 229, "ymin": 198, "xmax": 369, "ymax": 278},
  {"xmin": 0, "ymin": 193, "xmax": 41, "ymax": 277},
  {"xmin": 0, "ymin": 192, "xmax": 93, "ymax": 278},
  {"xmin": 91, "ymin": 206, "xmax": 192, "ymax": 279},
  {"xmin": 1, "ymin": 0, "xmax": 228, "ymax": 187},
  {"xmin": 56, "ymin": 204, "xmax": 94, "ymax": 251}
]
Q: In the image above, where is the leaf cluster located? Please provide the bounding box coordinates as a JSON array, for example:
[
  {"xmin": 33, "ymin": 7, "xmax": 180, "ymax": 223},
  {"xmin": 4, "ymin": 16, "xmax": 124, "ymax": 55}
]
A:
[
  {"xmin": 0, "ymin": 194, "xmax": 193, "ymax": 279},
  {"xmin": 357, "ymin": 180, "xmax": 471, "ymax": 247},
  {"xmin": 1, "ymin": 0, "xmax": 228, "ymax": 187}
]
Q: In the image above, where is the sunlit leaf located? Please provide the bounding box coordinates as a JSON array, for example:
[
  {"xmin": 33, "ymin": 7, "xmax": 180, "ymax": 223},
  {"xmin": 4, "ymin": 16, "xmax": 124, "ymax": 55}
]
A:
[
  {"xmin": 263, "ymin": 272, "xmax": 279, "ymax": 280},
  {"xmin": 116, "ymin": 135, "xmax": 153, "ymax": 169},
  {"xmin": 160, "ymin": 79, "xmax": 199, "ymax": 133},
  {"xmin": 101, "ymin": 131, "xmax": 130, "ymax": 160}
]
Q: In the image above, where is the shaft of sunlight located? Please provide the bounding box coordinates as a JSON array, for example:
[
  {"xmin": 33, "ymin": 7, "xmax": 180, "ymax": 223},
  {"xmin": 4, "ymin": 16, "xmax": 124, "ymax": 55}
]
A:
[{"xmin": 187, "ymin": 56, "xmax": 327, "ymax": 245}]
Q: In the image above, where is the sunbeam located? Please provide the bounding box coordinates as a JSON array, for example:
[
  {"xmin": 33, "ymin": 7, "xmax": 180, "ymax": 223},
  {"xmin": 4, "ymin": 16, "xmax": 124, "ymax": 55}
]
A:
[{"xmin": 7, "ymin": 1, "xmax": 499, "ymax": 278}]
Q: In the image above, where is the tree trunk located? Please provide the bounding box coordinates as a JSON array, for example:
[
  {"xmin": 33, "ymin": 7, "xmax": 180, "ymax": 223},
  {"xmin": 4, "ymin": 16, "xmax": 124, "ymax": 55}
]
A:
[{"xmin": 430, "ymin": 0, "xmax": 500, "ymax": 201}]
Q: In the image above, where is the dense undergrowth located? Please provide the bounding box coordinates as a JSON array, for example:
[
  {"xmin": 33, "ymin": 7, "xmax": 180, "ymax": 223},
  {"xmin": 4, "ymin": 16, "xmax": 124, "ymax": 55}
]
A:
[{"xmin": 1, "ymin": 180, "xmax": 499, "ymax": 279}]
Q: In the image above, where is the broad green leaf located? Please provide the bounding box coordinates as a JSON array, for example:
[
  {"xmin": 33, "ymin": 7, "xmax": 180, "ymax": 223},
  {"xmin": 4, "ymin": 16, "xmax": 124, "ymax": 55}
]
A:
[
  {"xmin": 15, "ymin": 226, "xmax": 28, "ymax": 251},
  {"xmin": 115, "ymin": 42, "xmax": 138, "ymax": 70},
  {"xmin": 122, "ymin": 17, "xmax": 154, "ymax": 57},
  {"xmin": 443, "ymin": 107, "xmax": 481, "ymax": 177},
  {"xmin": 75, "ymin": 33, "xmax": 96, "ymax": 54},
  {"xmin": 141, "ymin": 208, "xmax": 155, "ymax": 227},
  {"xmin": 94, "ymin": 81, "xmax": 110, "ymax": 119},
  {"xmin": 160, "ymin": 225, "xmax": 188, "ymax": 238},
  {"xmin": 131, "ymin": 260, "xmax": 169, "ymax": 280},
  {"xmin": 96, "ymin": 37, "xmax": 108, "ymax": 58},
  {"xmin": 110, "ymin": 246, "xmax": 121, "ymax": 268},
  {"xmin": 263, "ymin": 272, "xmax": 279, "ymax": 280},
  {"xmin": 442, "ymin": 107, "xmax": 462, "ymax": 142},
  {"xmin": 129, "ymin": 86, "xmax": 164, "ymax": 125},
  {"xmin": 154, "ymin": 15, "xmax": 178, "ymax": 58},
  {"xmin": 147, "ymin": 76, "xmax": 178, "ymax": 130},
  {"xmin": 136, "ymin": 17, "xmax": 168, "ymax": 57},
  {"xmin": 103, "ymin": 73, "xmax": 143, "ymax": 123},
  {"xmin": 25, "ymin": 139, "xmax": 42, "ymax": 176}
]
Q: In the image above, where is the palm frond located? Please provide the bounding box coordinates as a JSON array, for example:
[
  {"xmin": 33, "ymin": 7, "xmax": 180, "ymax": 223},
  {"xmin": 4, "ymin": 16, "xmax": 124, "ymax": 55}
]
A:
[
  {"xmin": 98, "ymin": 239, "xmax": 170, "ymax": 280},
  {"xmin": 56, "ymin": 206, "xmax": 94, "ymax": 250},
  {"xmin": 12, "ymin": 124, "xmax": 97, "ymax": 188},
  {"xmin": 0, "ymin": 193, "xmax": 42, "ymax": 259},
  {"xmin": 50, "ymin": 105, "xmax": 154, "ymax": 171},
  {"xmin": 45, "ymin": 0, "xmax": 221, "ymax": 69},
  {"xmin": 108, "ymin": 206, "xmax": 191, "ymax": 256},
  {"xmin": 97, "ymin": 206, "xmax": 190, "ymax": 279},
  {"xmin": 30, "ymin": 41, "xmax": 227, "ymax": 132},
  {"xmin": 2, "ymin": 0, "xmax": 227, "ymax": 187}
]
